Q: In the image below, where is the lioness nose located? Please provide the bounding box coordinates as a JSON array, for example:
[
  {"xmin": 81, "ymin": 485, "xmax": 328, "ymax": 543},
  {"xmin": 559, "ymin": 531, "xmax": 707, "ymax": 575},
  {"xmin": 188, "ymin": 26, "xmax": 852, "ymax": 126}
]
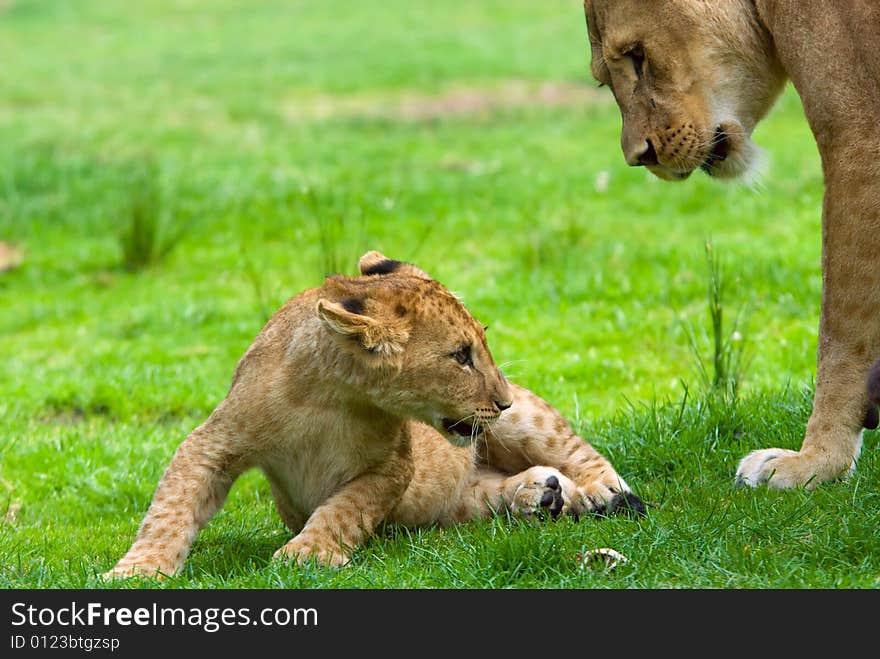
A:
[
  {"xmin": 625, "ymin": 138, "xmax": 658, "ymax": 167},
  {"xmin": 494, "ymin": 399, "xmax": 513, "ymax": 412}
]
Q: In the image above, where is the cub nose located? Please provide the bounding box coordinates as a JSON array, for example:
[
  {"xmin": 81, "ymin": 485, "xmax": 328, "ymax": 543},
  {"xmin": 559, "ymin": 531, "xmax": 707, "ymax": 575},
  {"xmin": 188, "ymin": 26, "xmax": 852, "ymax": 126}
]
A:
[{"xmin": 625, "ymin": 138, "xmax": 658, "ymax": 167}]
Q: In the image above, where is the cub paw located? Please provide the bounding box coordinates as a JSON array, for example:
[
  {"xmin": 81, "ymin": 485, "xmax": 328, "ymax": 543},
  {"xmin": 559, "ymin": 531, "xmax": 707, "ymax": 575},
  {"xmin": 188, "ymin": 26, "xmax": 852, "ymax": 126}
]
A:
[
  {"xmin": 101, "ymin": 561, "xmax": 171, "ymax": 580},
  {"xmin": 510, "ymin": 467, "xmax": 582, "ymax": 519},
  {"xmin": 273, "ymin": 535, "xmax": 349, "ymax": 568}
]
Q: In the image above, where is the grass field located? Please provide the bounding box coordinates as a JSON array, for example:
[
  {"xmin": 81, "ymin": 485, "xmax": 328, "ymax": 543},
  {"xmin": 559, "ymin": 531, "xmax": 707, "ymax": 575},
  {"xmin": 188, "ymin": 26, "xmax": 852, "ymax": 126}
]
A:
[{"xmin": 2, "ymin": 0, "xmax": 878, "ymax": 589}]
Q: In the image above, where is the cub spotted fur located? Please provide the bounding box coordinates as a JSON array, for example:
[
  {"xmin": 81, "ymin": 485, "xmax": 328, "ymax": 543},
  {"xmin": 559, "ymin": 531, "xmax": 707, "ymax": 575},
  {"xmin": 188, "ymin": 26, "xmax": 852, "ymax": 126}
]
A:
[{"xmin": 104, "ymin": 251, "xmax": 641, "ymax": 577}]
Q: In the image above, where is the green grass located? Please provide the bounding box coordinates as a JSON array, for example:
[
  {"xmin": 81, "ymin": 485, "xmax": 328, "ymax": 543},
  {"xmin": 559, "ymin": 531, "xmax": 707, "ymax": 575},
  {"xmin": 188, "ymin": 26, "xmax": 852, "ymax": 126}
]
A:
[{"xmin": 1, "ymin": 0, "xmax": 877, "ymax": 589}]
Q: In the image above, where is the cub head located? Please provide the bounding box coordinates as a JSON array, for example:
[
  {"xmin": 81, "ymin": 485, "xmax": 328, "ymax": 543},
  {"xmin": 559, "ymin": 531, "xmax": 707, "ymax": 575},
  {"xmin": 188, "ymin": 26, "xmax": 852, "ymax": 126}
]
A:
[
  {"xmin": 316, "ymin": 251, "xmax": 512, "ymax": 446},
  {"xmin": 583, "ymin": 0, "xmax": 786, "ymax": 181}
]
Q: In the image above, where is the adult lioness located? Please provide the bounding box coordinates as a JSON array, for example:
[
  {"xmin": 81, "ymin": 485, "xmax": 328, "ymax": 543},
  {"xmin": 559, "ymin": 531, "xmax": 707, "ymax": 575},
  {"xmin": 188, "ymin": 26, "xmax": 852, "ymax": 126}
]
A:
[
  {"xmin": 582, "ymin": 0, "xmax": 880, "ymax": 489},
  {"xmin": 104, "ymin": 251, "xmax": 640, "ymax": 577}
]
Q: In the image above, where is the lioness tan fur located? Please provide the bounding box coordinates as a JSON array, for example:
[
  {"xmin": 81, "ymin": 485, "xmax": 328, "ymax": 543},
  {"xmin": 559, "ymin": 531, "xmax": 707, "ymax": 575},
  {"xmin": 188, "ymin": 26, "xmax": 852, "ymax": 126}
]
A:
[
  {"xmin": 583, "ymin": 0, "xmax": 880, "ymax": 489},
  {"xmin": 105, "ymin": 251, "xmax": 641, "ymax": 577}
]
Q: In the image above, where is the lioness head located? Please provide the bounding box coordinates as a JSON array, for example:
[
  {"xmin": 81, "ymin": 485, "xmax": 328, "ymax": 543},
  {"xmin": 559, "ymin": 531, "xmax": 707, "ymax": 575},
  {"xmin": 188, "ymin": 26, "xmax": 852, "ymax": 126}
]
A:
[
  {"xmin": 317, "ymin": 251, "xmax": 512, "ymax": 446},
  {"xmin": 584, "ymin": 0, "xmax": 786, "ymax": 181}
]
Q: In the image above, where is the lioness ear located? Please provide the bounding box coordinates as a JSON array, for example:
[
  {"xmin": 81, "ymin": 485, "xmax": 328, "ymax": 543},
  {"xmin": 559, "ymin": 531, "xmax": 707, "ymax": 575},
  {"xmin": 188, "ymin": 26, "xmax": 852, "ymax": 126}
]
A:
[
  {"xmin": 317, "ymin": 298, "xmax": 409, "ymax": 356},
  {"xmin": 583, "ymin": 1, "xmax": 610, "ymax": 86},
  {"xmin": 358, "ymin": 250, "xmax": 433, "ymax": 281}
]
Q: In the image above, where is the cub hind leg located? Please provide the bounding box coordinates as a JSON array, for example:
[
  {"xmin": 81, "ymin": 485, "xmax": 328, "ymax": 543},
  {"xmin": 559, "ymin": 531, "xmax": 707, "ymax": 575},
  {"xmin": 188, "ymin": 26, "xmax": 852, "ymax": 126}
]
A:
[
  {"xmin": 389, "ymin": 423, "xmax": 582, "ymax": 525},
  {"xmin": 451, "ymin": 465, "xmax": 586, "ymax": 522},
  {"xmin": 103, "ymin": 414, "xmax": 249, "ymax": 579},
  {"xmin": 481, "ymin": 383, "xmax": 645, "ymax": 516}
]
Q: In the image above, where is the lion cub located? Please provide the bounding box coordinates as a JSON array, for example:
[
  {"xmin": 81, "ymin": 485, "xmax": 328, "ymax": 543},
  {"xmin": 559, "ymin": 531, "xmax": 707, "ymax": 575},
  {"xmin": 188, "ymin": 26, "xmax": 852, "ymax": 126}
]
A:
[{"xmin": 105, "ymin": 251, "xmax": 641, "ymax": 577}]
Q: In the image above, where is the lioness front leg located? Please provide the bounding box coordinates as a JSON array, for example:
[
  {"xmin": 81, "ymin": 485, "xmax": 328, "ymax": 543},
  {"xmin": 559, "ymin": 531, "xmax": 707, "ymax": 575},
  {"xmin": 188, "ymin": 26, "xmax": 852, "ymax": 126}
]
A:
[
  {"xmin": 482, "ymin": 383, "xmax": 644, "ymax": 515},
  {"xmin": 736, "ymin": 356, "xmax": 877, "ymax": 489},
  {"xmin": 103, "ymin": 417, "xmax": 247, "ymax": 579},
  {"xmin": 736, "ymin": 167, "xmax": 880, "ymax": 489},
  {"xmin": 273, "ymin": 438, "xmax": 413, "ymax": 568}
]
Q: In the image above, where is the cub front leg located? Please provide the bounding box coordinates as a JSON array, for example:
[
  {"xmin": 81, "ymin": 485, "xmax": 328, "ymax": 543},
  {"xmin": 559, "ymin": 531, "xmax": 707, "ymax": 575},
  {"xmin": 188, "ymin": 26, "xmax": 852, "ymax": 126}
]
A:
[
  {"xmin": 103, "ymin": 416, "xmax": 247, "ymax": 579},
  {"xmin": 274, "ymin": 436, "xmax": 413, "ymax": 568},
  {"xmin": 483, "ymin": 383, "xmax": 644, "ymax": 515}
]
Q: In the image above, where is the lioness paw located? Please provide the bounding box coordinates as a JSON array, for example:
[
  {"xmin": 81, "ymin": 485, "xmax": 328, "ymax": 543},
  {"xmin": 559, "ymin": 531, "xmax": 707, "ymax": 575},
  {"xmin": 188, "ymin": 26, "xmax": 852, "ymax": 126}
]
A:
[
  {"xmin": 273, "ymin": 536, "xmax": 350, "ymax": 568},
  {"xmin": 735, "ymin": 447, "xmax": 853, "ymax": 490},
  {"xmin": 510, "ymin": 467, "xmax": 583, "ymax": 519}
]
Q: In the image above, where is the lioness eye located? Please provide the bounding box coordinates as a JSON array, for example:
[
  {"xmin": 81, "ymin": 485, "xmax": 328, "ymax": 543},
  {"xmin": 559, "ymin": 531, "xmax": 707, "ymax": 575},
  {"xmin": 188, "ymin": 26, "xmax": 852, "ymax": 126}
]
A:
[
  {"xmin": 452, "ymin": 345, "xmax": 474, "ymax": 368},
  {"xmin": 625, "ymin": 45, "xmax": 644, "ymax": 79}
]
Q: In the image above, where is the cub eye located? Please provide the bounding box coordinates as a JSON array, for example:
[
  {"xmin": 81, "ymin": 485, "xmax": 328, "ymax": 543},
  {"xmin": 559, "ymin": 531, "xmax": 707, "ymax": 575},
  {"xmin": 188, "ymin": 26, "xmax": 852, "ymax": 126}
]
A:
[
  {"xmin": 625, "ymin": 44, "xmax": 645, "ymax": 79},
  {"xmin": 452, "ymin": 345, "xmax": 474, "ymax": 368}
]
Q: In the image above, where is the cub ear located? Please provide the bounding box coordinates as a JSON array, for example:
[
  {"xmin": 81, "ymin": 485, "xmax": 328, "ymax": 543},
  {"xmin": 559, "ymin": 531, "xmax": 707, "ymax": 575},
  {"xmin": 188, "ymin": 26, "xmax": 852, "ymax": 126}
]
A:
[
  {"xmin": 317, "ymin": 298, "xmax": 409, "ymax": 356},
  {"xmin": 358, "ymin": 250, "xmax": 432, "ymax": 281}
]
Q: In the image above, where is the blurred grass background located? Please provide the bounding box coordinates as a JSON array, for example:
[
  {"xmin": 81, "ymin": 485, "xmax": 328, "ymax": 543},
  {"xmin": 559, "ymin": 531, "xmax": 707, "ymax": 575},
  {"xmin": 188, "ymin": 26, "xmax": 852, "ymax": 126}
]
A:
[{"xmin": 3, "ymin": 0, "xmax": 875, "ymax": 588}]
